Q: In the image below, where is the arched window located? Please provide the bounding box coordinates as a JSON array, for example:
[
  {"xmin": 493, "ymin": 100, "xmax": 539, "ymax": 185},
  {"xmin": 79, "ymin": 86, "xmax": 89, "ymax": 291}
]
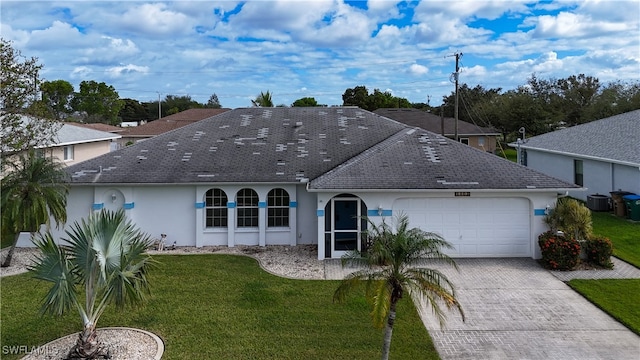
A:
[
  {"xmin": 205, "ymin": 189, "xmax": 228, "ymax": 228},
  {"xmin": 236, "ymin": 188, "xmax": 258, "ymax": 227},
  {"xmin": 268, "ymin": 188, "xmax": 289, "ymax": 227}
]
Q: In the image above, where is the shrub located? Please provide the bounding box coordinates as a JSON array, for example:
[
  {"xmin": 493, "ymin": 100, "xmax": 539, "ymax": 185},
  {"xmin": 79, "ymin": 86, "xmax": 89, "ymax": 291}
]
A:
[
  {"xmin": 538, "ymin": 231, "xmax": 581, "ymax": 270},
  {"xmin": 544, "ymin": 198, "xmax": 592, "ymax": 240},
  {"xmin": 586, "ymin": 237, "xmax": 614, "ymax": 269}
]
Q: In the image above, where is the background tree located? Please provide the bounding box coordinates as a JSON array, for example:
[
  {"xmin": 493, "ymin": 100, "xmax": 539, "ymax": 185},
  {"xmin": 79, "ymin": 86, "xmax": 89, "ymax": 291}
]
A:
[
  {"xmin": 70, "ymin": 80, "xmax": 124, "ymax": 125},
  {"xmin": 292, "ymin": 97, "xmax": 320, "ymax": 107},
  {"xmin": 555, "ymin": 74, "xmax": 600, "ymax": 126},
  {"xmin": 342, "ymin": 86, "xmax": 411, "ymax": 111},
  {"xmin": 206, "ymin": 93, "xmax": 222, "ymax": 108},
  {"xmin": 30, "ymin": 210, "xmax": 155, "ymax": 359},
  {"xmin": 252, "ymin": 90, "xmax": 274, "ymax": 107},
  {"xmin": 40, "ymin": 79, "xmax": 74, "ymax": 120},
  {"xmin": 0, "ymin": 38, "xmax": 60, "ymax": 157},
  {"xmin": 342, "ymin": 85, "xmax": 370, "ymax": 109},
  {"xmin": 334, "ymin": 215, "xmax": 464, "ymax": 360},
  {"xmin": 119, "ymin": 98, "xmax": 151, "ymax": 123},
  {"xmin": 1, "ymin": 150, "xmax": 68, "ymax": 267},
  {"xmin": 163, "ymin": 94, "xmax": 202, "ymax": 114}
]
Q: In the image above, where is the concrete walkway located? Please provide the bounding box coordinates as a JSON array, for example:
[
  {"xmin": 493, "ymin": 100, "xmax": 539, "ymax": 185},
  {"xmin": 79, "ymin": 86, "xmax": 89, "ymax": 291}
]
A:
[{"xmin": 325, "ymin": 258, "xmax": 640, "ymax": 360}]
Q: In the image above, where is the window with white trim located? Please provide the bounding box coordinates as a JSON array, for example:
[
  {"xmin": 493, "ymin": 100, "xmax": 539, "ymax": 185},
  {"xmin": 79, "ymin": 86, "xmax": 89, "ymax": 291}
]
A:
[
  {"xmin": 268, "ymin": 188, "xmax": 289, "ymax": 227},
  {"xmin": 236, "ymin": 188, "xmax": 258, "ymax": 227},
  {"xmin": 63, "ymin": 145, "xmax": 74, "ymax": 160},
  {"xmin": 205, "ymin": 188, "xmax": 228, "ymax": 228}
]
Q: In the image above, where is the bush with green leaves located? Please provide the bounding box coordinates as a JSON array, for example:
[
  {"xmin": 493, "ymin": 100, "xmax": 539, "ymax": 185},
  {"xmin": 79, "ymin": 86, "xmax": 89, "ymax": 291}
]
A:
[
  {"xmin": 538, "ymin": 231, "xmax": 581, "ymax": 270},
  {"xmin": 586, "ymin": 237, "xmax": 614, "ymax": 269},
  {"xmin": 544, "ymin": 198, "xmax": 592, "ymax": 240}
]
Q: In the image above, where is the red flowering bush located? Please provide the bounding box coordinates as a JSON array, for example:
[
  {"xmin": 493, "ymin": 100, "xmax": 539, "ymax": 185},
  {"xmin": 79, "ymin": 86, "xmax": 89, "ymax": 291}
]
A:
[
  {"xmin": 585, "ymin": 237, "xmax": 614, "ymax": 269},
  {"xmin": 538, "ymin": 231, "xmax": 580, "ymax": 270}
]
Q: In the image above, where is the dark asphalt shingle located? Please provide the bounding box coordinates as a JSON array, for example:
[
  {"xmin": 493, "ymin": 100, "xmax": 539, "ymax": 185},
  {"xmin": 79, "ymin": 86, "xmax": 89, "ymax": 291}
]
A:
[{"xmin": 67, "ymin": 107, "xmax": 577, "ymax": 190}]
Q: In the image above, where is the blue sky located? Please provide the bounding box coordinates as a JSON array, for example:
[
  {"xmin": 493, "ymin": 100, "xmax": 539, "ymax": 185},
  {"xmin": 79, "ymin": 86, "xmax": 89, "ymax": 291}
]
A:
[{"xmin": 1, "ymin": 1, "xmax": 639, "ymax": 109}]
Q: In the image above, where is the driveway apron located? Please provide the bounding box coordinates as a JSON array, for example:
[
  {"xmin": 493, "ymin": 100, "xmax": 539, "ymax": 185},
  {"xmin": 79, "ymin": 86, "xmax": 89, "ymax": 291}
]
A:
[{"xmin": 415, "ymin": 258, "xmax": 640, "ymax": 360}]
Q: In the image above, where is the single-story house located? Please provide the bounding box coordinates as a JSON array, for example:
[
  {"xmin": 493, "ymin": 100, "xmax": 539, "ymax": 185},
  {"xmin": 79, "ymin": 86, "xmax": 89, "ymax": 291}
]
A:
[
  {"xmin": 25, "ymin": 107, "xmax": 579, "ymax": 260},
  {"xmin": 510, "ymin": 109, "xmax": 640, "ymax": 202},
  {"xmin": 118, "ymin": 108, "xmax": 230, "ymax": 147},
  {"xmin": 1, "ymin": 115, "xmax": 121, "ymax": 169},
  {"xmin": 374, "ymin": 108, "xmax": 500, "ymax": 153}
]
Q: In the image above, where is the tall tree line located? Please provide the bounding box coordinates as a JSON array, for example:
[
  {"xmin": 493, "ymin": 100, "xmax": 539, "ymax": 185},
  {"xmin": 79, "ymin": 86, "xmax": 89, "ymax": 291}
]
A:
[{"xmin": 437, "ymin": 74, "xmax": 640, "ymax": 141}]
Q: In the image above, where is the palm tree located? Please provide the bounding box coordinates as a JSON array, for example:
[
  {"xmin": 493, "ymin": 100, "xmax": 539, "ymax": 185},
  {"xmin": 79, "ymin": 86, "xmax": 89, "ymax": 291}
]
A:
[
  {"xmin": 333, "ymin": 214, "xmax": 464, "ymax": 360},
  {"xmin": 30, "ymin": 209, "xmax": 155, "ymax": 359},
  {"xmin": 1, "ymin": 150, "xmax": 68, "ymax": 267},
  {"xmin": 251, "ymin": 90, "xmax": 274, "ymax": 107}
]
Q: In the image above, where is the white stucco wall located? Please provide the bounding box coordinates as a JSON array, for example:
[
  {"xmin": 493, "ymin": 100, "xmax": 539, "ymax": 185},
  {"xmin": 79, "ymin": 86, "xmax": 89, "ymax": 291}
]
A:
[
  {"xmin": 526, "ymin": 150, "xmax": 640, "ymax": 201},
  {"xmin": 314, "ymin": 190, "xmax": 563, "ymax": 260}
]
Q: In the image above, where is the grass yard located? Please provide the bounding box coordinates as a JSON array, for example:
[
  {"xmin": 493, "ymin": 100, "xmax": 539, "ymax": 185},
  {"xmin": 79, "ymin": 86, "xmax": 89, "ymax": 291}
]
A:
[
  {"xmin": 498, "ymin": 148, "xmax": 517, "ymax": 162},
  {"xmin": 591, "ymin": 211, "xmax": 640, "ymax": 268},
  {"xmin": 1, "ymin": 254, "xmax": 439, "ymax": 360},
  {"xmin": 568, "ymin": 279, "xmax": 640, "ymax": 335}
]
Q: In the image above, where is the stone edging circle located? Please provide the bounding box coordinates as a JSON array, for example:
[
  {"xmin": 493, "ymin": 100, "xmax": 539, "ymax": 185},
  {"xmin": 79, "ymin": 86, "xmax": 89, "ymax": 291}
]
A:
[{"xmin": 21, "ymin": 327, "xmax": 163, "ymax": 360}]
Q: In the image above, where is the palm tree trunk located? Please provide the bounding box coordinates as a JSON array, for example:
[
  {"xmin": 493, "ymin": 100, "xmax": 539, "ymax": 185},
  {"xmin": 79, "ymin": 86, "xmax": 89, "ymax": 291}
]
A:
[
  {"xmin": 1, "ymin": 232, "xmax": 21, "ymax": 267},
  {"xmin": 66, "ymin": 323, "xmax": 109, "ymax": 359},
  {"xmin": 381, "ymin": 300, "xmax": 398, "ymax": 360}
]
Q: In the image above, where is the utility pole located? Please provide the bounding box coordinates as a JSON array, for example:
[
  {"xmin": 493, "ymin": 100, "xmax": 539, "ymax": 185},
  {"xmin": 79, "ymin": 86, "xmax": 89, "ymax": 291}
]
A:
[
  {"xmin": 453, "ymin": 52, "xmax": 462, "ymax": 142},
  {"xmin": 157, "ymin": 92, "xmax": 162, "ymax": 120}
]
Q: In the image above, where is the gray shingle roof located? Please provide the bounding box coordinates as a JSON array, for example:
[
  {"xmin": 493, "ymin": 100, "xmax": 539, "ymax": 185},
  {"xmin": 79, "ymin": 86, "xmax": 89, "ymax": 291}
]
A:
[
  {"xmin": 67, "ymin": 107, "xmax": 576, "ymax": 191},
  {"xmin": 515, "ymin": 110, "xmax": 640, "ymax": 166},
  {"xmin": 310, "ymin": 128, "xmax": 575, "ymax": 190},
  {"xmin": 374, "ymin": 108, "xmax": 500, "ymax": 136},
  {"xmin": 57, "ymin": 123, "xmax": 121, "ymax": 145}
]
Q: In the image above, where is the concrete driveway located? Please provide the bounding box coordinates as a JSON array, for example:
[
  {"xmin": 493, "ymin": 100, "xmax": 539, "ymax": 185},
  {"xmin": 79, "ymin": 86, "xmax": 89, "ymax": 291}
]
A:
[{"xmin": 416, "ymin": 258, "xmax": 640, "ymax": 360}]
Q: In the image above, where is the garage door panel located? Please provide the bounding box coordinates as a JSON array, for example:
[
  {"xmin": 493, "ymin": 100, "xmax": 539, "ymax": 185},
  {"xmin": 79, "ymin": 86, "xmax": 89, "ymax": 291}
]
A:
[{"xmin": 393, "ymin": 197, "xmax": 531, "ymax": 257}]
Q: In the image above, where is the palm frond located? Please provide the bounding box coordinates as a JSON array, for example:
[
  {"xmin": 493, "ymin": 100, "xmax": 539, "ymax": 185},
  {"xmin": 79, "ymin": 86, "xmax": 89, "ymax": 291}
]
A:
[{"xmin": 29, "ymin": 232, "xmax": 79, "ymax": 317}]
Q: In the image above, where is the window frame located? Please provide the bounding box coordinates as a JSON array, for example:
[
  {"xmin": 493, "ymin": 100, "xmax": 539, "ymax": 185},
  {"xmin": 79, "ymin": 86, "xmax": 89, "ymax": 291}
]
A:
[
  {"xmin": 63, "ymin": 145, "xmax": 74, "ymax": 161},
  {"xmin": 574, "ymin": 159, "xmax": 584, "ymax": 186},
  {"xmin": 236, "ymin": 188, "xmax": 259, "ymax": 228},
  {"xmin": 459, "ymin": 137, "xmax": 469, "ymax": 145},
  {"xmin": 205, "ymin": 188, "xmax": 228, "ymax": 228},
  {"xmin": 267, "ymin": 188, "xmax": 290, "ymax": 228}
]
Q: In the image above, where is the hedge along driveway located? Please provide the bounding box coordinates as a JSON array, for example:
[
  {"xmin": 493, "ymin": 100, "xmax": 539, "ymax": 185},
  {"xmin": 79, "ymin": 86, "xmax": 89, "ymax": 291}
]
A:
[{"xmin": 1, "ymin": 254, "xmax": 439, "ymax": 360}]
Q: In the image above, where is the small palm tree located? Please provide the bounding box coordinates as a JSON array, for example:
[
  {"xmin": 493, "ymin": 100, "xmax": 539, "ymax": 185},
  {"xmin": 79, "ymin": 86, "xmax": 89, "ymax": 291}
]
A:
[
  {"xmin": 251, "ymin": 90, "xmax": 274, "ymax": 107},
  {"xmin": 333, "ymin": 214, "xmax": 464, "ymax": 360},
  {"xmin": 30, "ymin": 209, "xmax": 155, "ymax": 359},
  {"xmin": 1, "ymin": 150, "xmax": 68, "ymax": 267}
]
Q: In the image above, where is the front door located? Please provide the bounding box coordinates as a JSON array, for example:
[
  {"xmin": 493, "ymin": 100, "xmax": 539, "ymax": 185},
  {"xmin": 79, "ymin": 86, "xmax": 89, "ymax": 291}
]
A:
[{"xmin": 330, "ymin": 196, "xmax": 362, "ymax": 258}]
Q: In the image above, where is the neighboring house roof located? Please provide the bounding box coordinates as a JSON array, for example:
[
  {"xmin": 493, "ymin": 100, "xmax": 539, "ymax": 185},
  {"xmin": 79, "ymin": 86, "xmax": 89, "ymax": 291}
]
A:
[
  {"xmin": 56, "ymin": 123, "xmax": 121, "ymax": 146},
  {"xmin": 67, "ymin": 107, "xmax": 576, "ymax": 191},
  {"xmin": 120, "ymin": 108, "xmax": 230, "ymax": 137},
  {"xmin": 374, "ymin": 108, "xmax": 500, "ymax": 136},
  {"xmin": 67, "ymin": 122, "xmax": 124, "ymax": 133},
  {"xmin": 512, "ymin": 109, "xmax": 640, "ymax": 167}
]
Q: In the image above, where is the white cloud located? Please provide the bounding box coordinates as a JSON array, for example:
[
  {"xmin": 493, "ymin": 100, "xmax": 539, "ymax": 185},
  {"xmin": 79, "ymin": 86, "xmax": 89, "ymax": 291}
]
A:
[
  {"xmin": 28, "ymin": 21, "xmax": 85, "ymax": 49},
  {"xmin": 117, "ymin": 3, "xmax": 195, "ymax": 37},
  {"xmin": 409, "ymin": 63, "xmax": 429, "ymax": 75},
  {"xmin": 106, "ymin": 64, "xmax": 150, "ymax": 78},
  {"xmin": 70, "ymin": 66, "xmax": 93, "ymax": 79}
]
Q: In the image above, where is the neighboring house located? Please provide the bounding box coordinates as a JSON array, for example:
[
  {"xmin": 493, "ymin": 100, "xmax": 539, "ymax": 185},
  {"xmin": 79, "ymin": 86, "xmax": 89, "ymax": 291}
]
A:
[
  {"xmin": 374, "ymin": 108, "xmax": 500, "ymax": 153},
  {"xmin": 118, "ymin": 108, "xmax": 230, "ymax": 146},
  {"xmin": 1, "ymin": 116, "xmax": 121, "ymax": 169},
  {"xmin": 23, "ymin": 107, "xmax": 579, "ymax": 260},
  {"xmin": 510, "ymin": 110, "xmax": 640, "ymax": 201},
  {"xmin": 67, "ymin": 122, "xmax": 124, "ymax": 151},
  {"xmin": 45, "ymin": 123, "xmax": 122, "ymax": 166}
]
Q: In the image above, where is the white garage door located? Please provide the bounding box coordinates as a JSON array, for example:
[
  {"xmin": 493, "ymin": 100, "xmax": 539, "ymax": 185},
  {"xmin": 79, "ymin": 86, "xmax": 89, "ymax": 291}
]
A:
[{"xmin": 392, "ymin": 197, "xmax": 531, "ymax": 257}]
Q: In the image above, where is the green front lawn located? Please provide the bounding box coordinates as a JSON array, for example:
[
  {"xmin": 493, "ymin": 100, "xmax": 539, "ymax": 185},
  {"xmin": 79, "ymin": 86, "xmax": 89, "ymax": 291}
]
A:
[
  {"xmin": 568, "ymin": 279, "xmax": 640, "ymax": 335},
  {"xmin": 591, "ymin": 211, "xmax": 640, "ymax": 268},
  {"xmin": 1, "ymin": 255, "xmax": 439, "ymax": 360}
]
